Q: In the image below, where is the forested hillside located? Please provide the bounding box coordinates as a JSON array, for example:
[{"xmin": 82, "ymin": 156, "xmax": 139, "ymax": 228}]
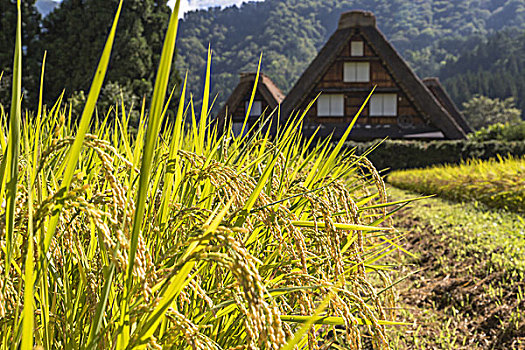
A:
[
  {"xmin": 440, "ymin": 31, "xmax": 525, "ymax": 114},
  {"xmin": 176, "ymin": 0, "xmax": 525, "ymax": 113}
]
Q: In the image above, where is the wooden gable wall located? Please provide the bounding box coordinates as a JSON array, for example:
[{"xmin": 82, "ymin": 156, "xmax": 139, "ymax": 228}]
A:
[
  {"xmin": 298, "ymin": 33, "xmax": 444, "ymax": 140},
  {"xmin": 229, "ymin": 89, "xmax": 272, "ymax": 122}
]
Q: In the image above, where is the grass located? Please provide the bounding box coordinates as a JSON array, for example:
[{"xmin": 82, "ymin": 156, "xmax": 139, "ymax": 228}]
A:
[
  {"xmin": 389, "ymin": 187, "xmax": 525, "ymax": 349},
  {"xmin": 0, "ymin": 1, "xmax": 407, "ymax": 348},
  {"xmin": 388, "ymin": 156, "xmax": 525, "ymax": 213}
]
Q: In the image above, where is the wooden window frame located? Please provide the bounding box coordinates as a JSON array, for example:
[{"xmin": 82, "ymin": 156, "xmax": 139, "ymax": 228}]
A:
[
  {"xmin": 245, "ymin": 100, "xmax": 262, "ymax": 117},
  {"xmin": 370, "ymin": 93, "xmax": 398, "ymax": 117},
  {"xmin": 344, "ymin": 62, "xmax": 370, "ymax": 83},
  {"xmin": 317, "ymin": 94, "xmax": 345, "ymax": 117},
  {"xmin": 351, "ymin": 41, "xmax": 364, "ymax": 56}
]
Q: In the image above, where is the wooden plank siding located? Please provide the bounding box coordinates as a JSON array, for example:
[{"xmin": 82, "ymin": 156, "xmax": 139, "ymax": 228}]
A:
[
  {"xmin": 296, "ymin": 33, "xmax": 430, "ymax": 138},
  {"xmin": 230, "ymin": 90, "xmax": 271, "ymax": 121},
  {"xmin": 217, "ymin": 72, "xmax": 285, "ymax": 134}
]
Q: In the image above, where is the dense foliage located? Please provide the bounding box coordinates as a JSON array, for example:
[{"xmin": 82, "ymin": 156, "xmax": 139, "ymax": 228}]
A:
[
  {"xmin": 461, "ymin": 95, "xmax": 522, "ymax": 129},
  {"xmin": 37, "ymin": 0, "xmax": 179, "ymax": 106},
  {"xmin": 388, "ymin": 157, "xmax": 525, "ymax": 213},
  {"xmin": 0, "ymin": 0, "xmax": 180, "ymax": 109},
  {"xmin": 176, "ymin": 0, "xmax": 525, "ymax": 113},
  {"xmin": 0, "ymin": 0, "xmax": 41, "ymax": 103},
  {"xmin": 441, "ymin": 31, "xmax": 525, "ymax": 115},
  {"xmin": 348, "ymin": 139, "xmax": 525, "ymax": 171},
  {"xmin": 469, "ymin": 121, "xmax": 525, "ymax": 142}
]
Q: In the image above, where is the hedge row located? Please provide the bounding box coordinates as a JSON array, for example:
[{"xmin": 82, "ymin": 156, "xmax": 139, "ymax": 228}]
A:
[{"xmin": 347, "ymin": 140, "xmax": 525, "ymax": 171}]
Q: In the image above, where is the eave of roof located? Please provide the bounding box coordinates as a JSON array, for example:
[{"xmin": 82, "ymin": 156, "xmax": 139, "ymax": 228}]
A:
[{"xmin": 361, "ymin": 25, "xmax": 466, "ymax": 139}]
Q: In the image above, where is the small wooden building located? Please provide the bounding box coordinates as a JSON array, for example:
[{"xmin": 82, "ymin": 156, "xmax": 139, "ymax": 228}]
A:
[
  {"xmin": 280, "ymin": 10, "xmax": 471, "ymax": 141},
  {"xmin": 217, "ymin": 72, "xmax": 285, "ymax": 136}
]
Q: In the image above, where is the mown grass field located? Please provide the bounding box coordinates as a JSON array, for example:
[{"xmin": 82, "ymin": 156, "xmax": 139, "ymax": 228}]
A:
[
  {"xmin": 388, "ymin": 157, "xmax": 525, "ymax": 348},
  {"xmin": 0, "ymin": 1, "xmax": 408, "ymax": 348},
  {"xmin": 388, "ymin": 182, "xmax": 525, "ymax": 348},
  {"xmin": 388, "ymin": 156, "xmax": 525, "ymax": 213}
]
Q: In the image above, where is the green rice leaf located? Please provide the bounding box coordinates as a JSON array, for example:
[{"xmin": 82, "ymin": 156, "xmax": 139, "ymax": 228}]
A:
[
  {"xmin": 281, "ymin": 290, "xmax": 334, "ymax": 350},
  {"xmin": 136, "ymin": 198, "xmax": 233, "ymax": 344},
  {"xmin": 21, "ymin": 109, "xmax": 34, "ymax": 350},
  {"xmin": 127, "ymin": 0, "xmax": 181, "ymax": 286},
  {"xmin": 44, "ymin": 0, "xmax": 125, "ymax": 253},
  {"xmin": 86, "ymin": 263, "xmax": 115, "ymax": 349},
  {"xmin": 4, "ymin": 0, "xmax": 23, "ymax": 277}
]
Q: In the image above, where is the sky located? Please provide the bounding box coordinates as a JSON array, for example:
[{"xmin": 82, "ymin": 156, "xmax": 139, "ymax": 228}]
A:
[{"xmin": 171, "ymin": 0, "xmax": 264, "ymax": 18}]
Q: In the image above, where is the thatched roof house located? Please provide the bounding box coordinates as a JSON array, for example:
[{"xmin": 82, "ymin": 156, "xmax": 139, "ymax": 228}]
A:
[
  {"xmin": 280, "ymin": 10, "xmax": 470, "ymax": 141},
  {"xmin": 216, "ymin": 72, "xmax": 284, "ymax": 136}
]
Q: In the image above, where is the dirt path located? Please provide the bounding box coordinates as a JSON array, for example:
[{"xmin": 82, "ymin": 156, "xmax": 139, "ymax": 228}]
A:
[{"xmin": 388, "ymin": 188, "xmax": 525, "ymax": 349}]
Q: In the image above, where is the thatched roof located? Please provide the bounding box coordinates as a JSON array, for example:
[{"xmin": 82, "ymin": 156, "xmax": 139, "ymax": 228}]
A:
[
  {"xmin": 423, "ymin": 77, "xmax": 472, "ymax": 134},
  {"xmin": 280, "ymin": 10, "xmax": 468, "ymax": 139},
  {"xmin": 217, "ymin": 72, "xmax": 284, "ymax": 121}
]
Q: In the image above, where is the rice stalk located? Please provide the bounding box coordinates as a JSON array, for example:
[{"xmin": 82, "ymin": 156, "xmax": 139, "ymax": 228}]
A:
[
  {"xmin": 388, "ymin": 156, "xmax": 525, "ymax": 212},
  {"xmin": 0, "ymin": 2, "xmax": 412, "ymax": 349}
]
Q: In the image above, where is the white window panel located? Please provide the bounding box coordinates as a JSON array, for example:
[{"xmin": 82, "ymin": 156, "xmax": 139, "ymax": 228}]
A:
[
  {"xmin": 246, "ymin": 100, "xmax": 262, "ymax": 116},
  {"xmin": 369, "ymin": 95, "xmax": 383, "ymax": 116},
  {"xmin": 318, "ymin": 94, "xmax": 344, "ymax": 117},
  {"xmin": 232, "ymin": 122, "xmax": 244, "ymax": 136},
  {"xmin": 344, "ymin": 62, "xmax": 356, "ymax": 82},
  {"xmin": 330, "ymin": 94, "xmax": 344, "ymax": 116},
  {"xmin": 370, "ymin": 94, "xmax": 398, "ymax": 116},
  {"xmin": 344, "ymin": 62, "xmax": 370, "ymax": 82},
  {"xmin": 351, "ymin": 41, "xmax": 364, "ymax": 56},
  {"xmin": 383, "ymin": 94, "xmax": 397, "ymax": 116},
  {"xmin": 318, "ymin": 95, "xmax": 331, "ymax": 116},
  {"xmin": 356, "ymin": 62, "xmax": 370, "ymax": 82}
]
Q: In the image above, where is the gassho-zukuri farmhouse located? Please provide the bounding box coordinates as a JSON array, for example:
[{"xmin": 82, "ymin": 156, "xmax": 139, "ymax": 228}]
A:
[{"xmin": 217, "ymin": 10, "xmax": 472, "ymax": 141}]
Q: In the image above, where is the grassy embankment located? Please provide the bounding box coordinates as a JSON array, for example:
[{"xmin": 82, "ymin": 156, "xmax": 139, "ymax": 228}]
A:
[
  {"xmin": 387, "ymin": 158, "xmax": 525, "ymax": 349},
  {"xmin": 0, "ymin": 1, "xmax": 407, "ymax": 348}
]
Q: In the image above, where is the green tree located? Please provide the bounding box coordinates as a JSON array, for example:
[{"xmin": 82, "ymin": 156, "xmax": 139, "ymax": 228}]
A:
[
  {"xmin": 38, "ymin": 0, "xmax": 180, "ymax": 111},
  {"xmin": 67, "ymin": 80, "xmax": 141, "ymax": 127},
  {"xmin": 0, "ymin": 0, "xmax": 41, "ymax": 106},
  {"xmin": 462, "ymin": 95, "xmax": 522, "ymax": 130}
]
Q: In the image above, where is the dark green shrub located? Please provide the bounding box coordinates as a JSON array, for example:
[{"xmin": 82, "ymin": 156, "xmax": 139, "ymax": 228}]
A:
[
  {"xmin": 347, "ymin": 139, "xmax": 525, "ymax": 171},
  {"xmin": 469, "ymin": 121, "xmax": 525, "ymax": 142}
]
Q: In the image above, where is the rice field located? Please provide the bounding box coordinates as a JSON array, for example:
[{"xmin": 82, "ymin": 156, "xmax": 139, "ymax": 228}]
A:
[
  {"xmin": 0, "ymin": 1, "xmax": 406, "ymax": 348},
  {"xmin": 388, "ymin": 156, "xmax": 525, "ymax": 213}
]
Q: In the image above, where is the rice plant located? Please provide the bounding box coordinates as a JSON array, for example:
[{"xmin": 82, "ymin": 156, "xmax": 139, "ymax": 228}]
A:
[
  {"xmin": 388, "ymin": 156, "xmax": 525, "ymax": 213},
  {"xmin": 0, "ymin": 1, "xmax": 407, "ymax": 348}
]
